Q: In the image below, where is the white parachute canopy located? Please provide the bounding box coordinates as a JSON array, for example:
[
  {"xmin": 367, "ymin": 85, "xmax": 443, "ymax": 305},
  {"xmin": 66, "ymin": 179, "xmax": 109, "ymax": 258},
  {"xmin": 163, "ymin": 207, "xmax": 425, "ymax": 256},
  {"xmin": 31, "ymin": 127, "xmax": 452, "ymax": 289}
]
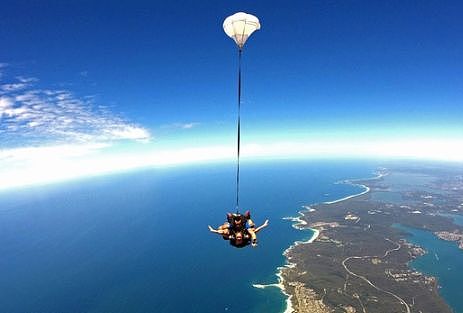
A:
[{"xmin": 223, "ymin": 12, "xmax": 261, "ymax": 49}]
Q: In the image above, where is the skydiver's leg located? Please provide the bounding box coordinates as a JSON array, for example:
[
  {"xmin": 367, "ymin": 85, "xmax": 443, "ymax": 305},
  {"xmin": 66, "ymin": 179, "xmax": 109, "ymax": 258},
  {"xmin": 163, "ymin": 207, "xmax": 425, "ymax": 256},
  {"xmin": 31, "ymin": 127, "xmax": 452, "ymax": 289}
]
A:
[
  {"xmin": 246, "ymin": 218, "xmax": 256, "ymax": 242},
  {"xmin": 218, "ymin": 222, "xmax": 230, "ymax": 231},
  {"xmin": 218, "ymin": 222, "xmax": 231, "ymax": 239},
  {"xmin": 221, "ymin": 228, "xmax": 230, "ymax": 239},
  {"xmin": 208, "ymin": 225, "xmax": 229, "ymax": 237},
  {"xmin": 208, "ymin": 225, "xmax": 220, "ymax": 234},
  {"xmin": 247, "ymin": 229, "xmax": 257, "ymax": 245}
]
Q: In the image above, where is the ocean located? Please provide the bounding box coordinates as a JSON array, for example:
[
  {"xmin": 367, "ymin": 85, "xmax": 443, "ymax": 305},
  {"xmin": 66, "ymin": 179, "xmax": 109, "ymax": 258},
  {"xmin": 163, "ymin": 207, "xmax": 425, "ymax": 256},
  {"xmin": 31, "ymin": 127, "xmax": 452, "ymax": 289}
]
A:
[{"xmin": 0, "ymin": 160, "xmax": 392, "ymax": 312}]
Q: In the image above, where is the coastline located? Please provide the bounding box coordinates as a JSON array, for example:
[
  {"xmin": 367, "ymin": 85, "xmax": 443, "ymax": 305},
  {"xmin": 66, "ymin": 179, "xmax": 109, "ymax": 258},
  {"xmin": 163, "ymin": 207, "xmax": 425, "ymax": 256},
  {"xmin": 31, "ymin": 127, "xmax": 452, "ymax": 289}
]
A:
[
  {"xmin": 252, "ymin": 228, "xmax": 320, "ymax": 313},
  {"xmin": 253, "ymin": 166, "xmax": 463, "ymax": 313},
  {"xmin": 269, "ymin": 171, "xmax": 381, "ymax": 313}
]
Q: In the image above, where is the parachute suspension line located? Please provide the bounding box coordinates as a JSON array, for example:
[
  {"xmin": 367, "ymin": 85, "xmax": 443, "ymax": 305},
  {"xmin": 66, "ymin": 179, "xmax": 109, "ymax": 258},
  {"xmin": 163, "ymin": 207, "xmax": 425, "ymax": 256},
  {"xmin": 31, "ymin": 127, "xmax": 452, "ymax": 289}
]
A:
[
  {"xmin": 235, "ymin": 48, "xmax": 242, "ymax": 213},
  {"xmin": 224, "ymin": 12, "xmax": 260, "ymax": 213}
]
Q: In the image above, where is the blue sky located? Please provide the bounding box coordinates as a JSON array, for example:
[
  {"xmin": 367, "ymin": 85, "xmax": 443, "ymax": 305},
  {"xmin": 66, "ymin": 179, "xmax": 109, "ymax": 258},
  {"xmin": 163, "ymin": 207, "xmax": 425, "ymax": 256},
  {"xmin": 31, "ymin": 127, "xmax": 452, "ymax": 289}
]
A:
[{"xmin": 1, "ymin": 1, "xmax": 463, "ymax": 188}]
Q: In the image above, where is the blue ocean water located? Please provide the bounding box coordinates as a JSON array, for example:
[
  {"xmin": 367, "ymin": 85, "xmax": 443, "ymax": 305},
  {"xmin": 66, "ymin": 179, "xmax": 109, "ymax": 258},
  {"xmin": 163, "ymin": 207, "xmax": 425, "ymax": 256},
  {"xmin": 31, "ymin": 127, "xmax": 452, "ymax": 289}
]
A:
[
  {"xmin": 395, "ymin": 224, "xmax": 463, "ymax": 313},
  {"xmin": 0, "ymin": 160, "xmax": 374, "ymax": 313}
]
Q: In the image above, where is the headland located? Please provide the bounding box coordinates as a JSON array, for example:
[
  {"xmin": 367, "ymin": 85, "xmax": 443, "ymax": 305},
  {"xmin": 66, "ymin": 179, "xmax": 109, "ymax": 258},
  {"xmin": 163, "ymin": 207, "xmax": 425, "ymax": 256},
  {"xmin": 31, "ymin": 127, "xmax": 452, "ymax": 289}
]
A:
[{"xmin": 279, "ymin": 165, "xmax": 463, "ymax": 313}]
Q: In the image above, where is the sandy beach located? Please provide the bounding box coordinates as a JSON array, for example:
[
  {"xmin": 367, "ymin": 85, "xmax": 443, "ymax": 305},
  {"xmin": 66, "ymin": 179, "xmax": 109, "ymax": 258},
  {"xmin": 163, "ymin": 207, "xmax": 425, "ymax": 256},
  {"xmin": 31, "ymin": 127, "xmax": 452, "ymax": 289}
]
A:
[{"xmin": 324, "ymin": 184, "xmax": 370, "ymax": 204}]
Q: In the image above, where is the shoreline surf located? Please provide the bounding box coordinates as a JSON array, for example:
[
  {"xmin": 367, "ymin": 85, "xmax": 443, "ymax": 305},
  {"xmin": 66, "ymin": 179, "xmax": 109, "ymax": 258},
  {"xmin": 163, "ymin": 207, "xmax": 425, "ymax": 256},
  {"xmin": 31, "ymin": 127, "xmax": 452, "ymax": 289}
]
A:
[{"xmin": 252, "ymin": 228, "xmax": 320, "ymax": 313}]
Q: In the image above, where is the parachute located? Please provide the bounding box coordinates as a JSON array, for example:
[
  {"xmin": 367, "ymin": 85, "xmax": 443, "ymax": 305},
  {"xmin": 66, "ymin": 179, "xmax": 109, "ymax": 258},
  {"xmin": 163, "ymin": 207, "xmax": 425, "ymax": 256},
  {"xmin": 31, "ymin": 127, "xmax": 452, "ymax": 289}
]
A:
[
  {"xmin": 223, "ymin": 12, "xmax": 261, "ymax": 50},
  {"xmin": 206, "ymin": 13, "xmax": 267, "ymax": 248},
  {"xmin": 223, "ymin": 12, "xmax": 260, "ymax": 212}
]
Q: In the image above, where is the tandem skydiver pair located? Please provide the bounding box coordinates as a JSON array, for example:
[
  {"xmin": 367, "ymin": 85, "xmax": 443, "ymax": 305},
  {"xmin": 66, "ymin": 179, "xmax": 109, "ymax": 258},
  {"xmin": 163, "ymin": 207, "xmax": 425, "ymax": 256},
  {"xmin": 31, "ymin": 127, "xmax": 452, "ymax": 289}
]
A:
[{"xmin": 208, "ymin": 210, "xmax": 269, "ymax": 248}]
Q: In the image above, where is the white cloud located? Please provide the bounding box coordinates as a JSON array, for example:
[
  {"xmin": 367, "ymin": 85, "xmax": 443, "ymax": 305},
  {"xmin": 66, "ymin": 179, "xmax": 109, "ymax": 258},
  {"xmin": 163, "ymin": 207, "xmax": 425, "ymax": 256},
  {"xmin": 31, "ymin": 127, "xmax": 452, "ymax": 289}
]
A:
[
  {"xmin": 0, "ymin": 67, "xmax": 153, "ymax": 190},
  {"xmin": 181, "ymin": 122, "xmax": 199, "ymax": 129},
  {"xmin": 0, "ymin": 73, "xmax": 151, "ymax": 146},
  {"xmin": 0, "ymin": 96, "xmax": 12, "ymax": 109},
  {"xmin": 1, "ymin": 83, "xmax": 28, "ymax": 92},
  {"xmin": 162, "ymin": 122, "xmax": 200, "ymax": 130},
  {"xmin": 16, "ymin": 76, "xmax": 38, "ymax": 83},
  {"xmin": 0, "ymin": 74, "xmax": 36, "ymax": 92},
  {"xmin": 106, "ymin": 126, "xmax": 151, "ymax": 141}
]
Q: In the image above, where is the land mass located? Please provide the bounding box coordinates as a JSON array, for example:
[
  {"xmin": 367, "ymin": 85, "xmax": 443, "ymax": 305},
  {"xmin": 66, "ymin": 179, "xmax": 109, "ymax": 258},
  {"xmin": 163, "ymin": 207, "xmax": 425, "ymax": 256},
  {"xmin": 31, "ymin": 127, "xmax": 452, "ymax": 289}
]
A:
[{"xmin": 281, "ymin": 165, "xmax": 463, "ymax": 313}]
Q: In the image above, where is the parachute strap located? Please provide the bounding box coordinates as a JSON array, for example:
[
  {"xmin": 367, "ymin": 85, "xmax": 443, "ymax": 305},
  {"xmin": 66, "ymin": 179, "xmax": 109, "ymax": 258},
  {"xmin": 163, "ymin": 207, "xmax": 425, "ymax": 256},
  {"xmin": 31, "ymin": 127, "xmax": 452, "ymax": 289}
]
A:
[{"xmin": 235, "ymin": 48, "xmax": 242, "ymax": 213}]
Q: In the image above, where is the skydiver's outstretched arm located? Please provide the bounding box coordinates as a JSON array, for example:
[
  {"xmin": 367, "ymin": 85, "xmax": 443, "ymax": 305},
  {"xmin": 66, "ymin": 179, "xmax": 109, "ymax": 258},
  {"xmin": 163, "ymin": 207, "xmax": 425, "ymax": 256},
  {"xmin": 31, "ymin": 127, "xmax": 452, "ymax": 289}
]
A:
[{"xmin": 254, "ymin": 219, "xmax": 269, "ymax": 233}]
